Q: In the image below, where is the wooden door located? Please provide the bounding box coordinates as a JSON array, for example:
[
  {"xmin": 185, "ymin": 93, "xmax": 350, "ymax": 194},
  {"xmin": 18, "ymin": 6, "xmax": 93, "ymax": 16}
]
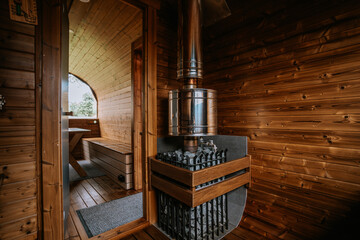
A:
[{"xmin": 61, "ymin": 0, "xmax": 70, "ymax": 230}]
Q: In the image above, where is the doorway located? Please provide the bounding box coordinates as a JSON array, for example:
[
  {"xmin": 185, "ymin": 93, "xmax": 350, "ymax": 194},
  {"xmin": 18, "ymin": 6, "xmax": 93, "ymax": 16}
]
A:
[
  {"xmin": 41, "ymin": 0, "xmax": 157, "ymax": 238},
  {"xmin": 64, "ymin": 0, "xmax": 144, "ymax": 238}
]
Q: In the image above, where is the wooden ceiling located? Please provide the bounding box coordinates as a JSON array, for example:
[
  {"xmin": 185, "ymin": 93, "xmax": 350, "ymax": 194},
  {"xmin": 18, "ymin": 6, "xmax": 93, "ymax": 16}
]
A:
[{"xmin": 69, "ymin": 0, "xmax": 142, "ymax": 96}]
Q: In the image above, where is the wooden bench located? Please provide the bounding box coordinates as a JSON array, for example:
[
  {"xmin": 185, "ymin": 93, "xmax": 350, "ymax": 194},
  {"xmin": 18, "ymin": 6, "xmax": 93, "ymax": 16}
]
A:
[{"xmin": 82, "ymin": 137, "xmax": 133, "ymax": 189}]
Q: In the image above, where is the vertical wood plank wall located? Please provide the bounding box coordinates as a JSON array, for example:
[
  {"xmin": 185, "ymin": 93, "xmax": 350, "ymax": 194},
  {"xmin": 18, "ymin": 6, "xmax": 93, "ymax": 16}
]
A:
[
  {"xmin": 69, "ymin": 0, "xmax": 143, "ymax": 144},
  {"xmin": 0, "ymin": 1, "xmax": 39, "ymax": 239},
  {"xmin": 203, "ymin": 0, "xmax": 360, "ymax": 238}
]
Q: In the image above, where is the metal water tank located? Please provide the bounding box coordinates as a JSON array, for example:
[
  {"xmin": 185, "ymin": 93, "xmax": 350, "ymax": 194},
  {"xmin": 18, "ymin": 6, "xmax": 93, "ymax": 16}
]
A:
[{"xmin": 169, "ymin": 88, "xmax": 217, "ymax": 136}]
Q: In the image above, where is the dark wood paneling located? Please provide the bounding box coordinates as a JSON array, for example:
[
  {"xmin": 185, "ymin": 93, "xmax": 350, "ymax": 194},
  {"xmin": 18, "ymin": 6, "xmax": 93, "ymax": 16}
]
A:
[
  {"xmin": 0, "ymin": 0, "xmax": 38, "ymax": 238},
  {"xmin": 0, "ymin": 49, "xmax": 35, "ymax": 71},
  {"xmin": 0, "ymin": 198, "xmax": 37, "ymax": 225},
  {"xmin": 0, "ymin": 69, "xmax": 35, "ymax": 89},
  {"xmin": 204, "ymin": 0, "xmax": 360, "ymax": 238},
  {"xmin": 0, "ymin": 179, "xmax": 37, "ymax": 203},
  {"xmin": 0, "ymin": 216, "xmax": 37, "ymax": 240},
  {"xmin": 0, "ymin": 29, "xmax": 35, "ymax": 53},
  {"xmin": 156, "ymin": 0, "xmax": 180, "ymax": 137},
  {"xmin": 0, "ymin": 144, "xmax": 35, "ymax": 164}
]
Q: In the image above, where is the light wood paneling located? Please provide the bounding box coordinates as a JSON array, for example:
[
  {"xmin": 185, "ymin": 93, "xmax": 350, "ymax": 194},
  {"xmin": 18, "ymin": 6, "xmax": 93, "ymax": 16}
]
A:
[
  {"xmin": 83, "ymin": 138, "xmax": 133, "ymax": 189},
  {"xmin": 203, "ymin": 0, "xmax": 360, "ymax": 238},
  {"xmin": 69, "ymin": 0, "xmax": 142, "ymax": 144}
]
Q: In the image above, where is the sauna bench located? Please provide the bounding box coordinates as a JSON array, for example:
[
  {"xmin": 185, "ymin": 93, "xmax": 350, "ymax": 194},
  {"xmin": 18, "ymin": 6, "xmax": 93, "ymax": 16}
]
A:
[{"xmin": 82, "ymin": 137, "xmax": 133, "ymax": 189}]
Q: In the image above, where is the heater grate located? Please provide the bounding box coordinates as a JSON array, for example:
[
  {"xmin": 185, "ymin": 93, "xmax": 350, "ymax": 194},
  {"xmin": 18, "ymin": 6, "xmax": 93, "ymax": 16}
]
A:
[{"xmin": 156, "ymin": 142, "xmax": 228, "ymax": 240}]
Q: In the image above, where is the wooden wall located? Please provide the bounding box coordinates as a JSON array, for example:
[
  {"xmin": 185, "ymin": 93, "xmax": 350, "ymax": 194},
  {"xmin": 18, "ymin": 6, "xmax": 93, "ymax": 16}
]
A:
[
  {"xmin": 69, "ymin": 0, "xmax": 142, "ymax": 144},
  {"xmin": 0, "ymin": 1, "xmax": 39, "ymax": 239},
  {"xmin": 156, "ymin": 0, "xmax": 180, "ymax": 137},
  {"xmin": 203, "ymin": 0, "xmax": 360, "ymax": 238}
]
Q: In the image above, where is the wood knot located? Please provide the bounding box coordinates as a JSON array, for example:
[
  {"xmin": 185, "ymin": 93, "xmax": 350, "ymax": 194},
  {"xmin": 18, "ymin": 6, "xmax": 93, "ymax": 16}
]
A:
[{"xmin": 319, "ymin": 73, "xmax": 332, "ymax": 79}]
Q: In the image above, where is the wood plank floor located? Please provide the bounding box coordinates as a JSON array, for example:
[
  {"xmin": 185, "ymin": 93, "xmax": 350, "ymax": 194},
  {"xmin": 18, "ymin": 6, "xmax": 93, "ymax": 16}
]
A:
[
  {"xmin": 123, "ymin": 225, "xmax": 266, "ymax": 240},
  {"xmin": 65, "ymin": 175, "xmax": 141, "ymax": 240},
  {"xmin": 65, "ymin": 176, "xmax": 264, "ymax": 240}
]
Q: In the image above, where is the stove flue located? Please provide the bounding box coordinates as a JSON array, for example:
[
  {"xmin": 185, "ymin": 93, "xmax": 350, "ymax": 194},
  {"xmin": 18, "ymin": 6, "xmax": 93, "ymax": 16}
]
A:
[{"xmin": 168, "ymin": 0, "xmax": 217, "ymax": 142}]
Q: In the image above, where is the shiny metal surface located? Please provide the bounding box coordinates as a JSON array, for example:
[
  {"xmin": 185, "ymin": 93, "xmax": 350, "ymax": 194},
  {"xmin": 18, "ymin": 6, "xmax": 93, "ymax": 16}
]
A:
[
  {"xmin": 177, "ymin": 0, "xmax": 203, "ymax": 79},
  {"xmin": 169, "ymin": 88, "xmax": 217, "ymax": 136},
  {"xmin": 183, "ymin": 136, "xmax": 198, "ymax": 152}
]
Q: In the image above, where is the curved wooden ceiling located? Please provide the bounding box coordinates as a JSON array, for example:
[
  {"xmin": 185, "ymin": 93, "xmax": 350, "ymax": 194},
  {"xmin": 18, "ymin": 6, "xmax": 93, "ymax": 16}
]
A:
[{"xmin": 69, "ymin": 0, "xmax": 142, "ymax": 96}]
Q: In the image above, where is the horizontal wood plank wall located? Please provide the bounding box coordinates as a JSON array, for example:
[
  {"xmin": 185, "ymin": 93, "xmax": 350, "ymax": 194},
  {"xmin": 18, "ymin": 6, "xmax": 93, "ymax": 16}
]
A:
[
  {"xmin": 203, "ymin": 0, "xmax": 360, "ymax": 239},
  {"xmin": 68, "ymin": 0, "xmax": 142, "ymax": 144},
  {"xmin": 156, "ymin": 0, "xmax": 181, "ymax": 137},
  {"xmin": 0, "ymin": 1, "xmax": 38, "ymax": 239}
]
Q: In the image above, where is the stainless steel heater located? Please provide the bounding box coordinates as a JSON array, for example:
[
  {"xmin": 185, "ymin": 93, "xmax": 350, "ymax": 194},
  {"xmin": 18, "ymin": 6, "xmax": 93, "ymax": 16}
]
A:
[{"xmin": 152, "ymin": 1, "xmax": 250, "ymax": 239}]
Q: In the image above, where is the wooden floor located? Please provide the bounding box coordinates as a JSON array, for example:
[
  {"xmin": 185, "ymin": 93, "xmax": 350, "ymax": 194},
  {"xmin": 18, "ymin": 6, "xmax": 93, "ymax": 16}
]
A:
[
  {"xmin": 124, "ymin": 223, "xmax": 266, "ymax": 240},
  {"xmin": 65, "ymin": 175, "xmax": 141, "ymax": 240},
  {"xmin": 65, "ymin": 176, "xmax": 265, "ymax": 240}
]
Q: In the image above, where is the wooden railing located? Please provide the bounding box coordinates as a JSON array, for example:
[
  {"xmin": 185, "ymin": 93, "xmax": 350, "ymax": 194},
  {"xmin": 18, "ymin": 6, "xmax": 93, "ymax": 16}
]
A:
[{"xmin": 150, "ymin": 155, "xmax": 251, "ymax": 207}]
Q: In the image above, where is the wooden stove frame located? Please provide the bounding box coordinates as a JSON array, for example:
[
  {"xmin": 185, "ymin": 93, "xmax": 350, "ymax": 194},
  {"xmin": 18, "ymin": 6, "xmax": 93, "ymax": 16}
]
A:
[{"xmin": 151, "ymin": 156, "xmax": 251, "ymax": 208}]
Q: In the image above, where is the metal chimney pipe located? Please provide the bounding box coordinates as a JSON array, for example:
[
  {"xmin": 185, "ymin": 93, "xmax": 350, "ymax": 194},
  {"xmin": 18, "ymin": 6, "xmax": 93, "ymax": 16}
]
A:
[
  {"xmin": 169, "ymin": 0, "xmax": 217, "ymax": 139},
  {"xmin": 177, "ymin": 0, "xmax": 203, "ymax": 84}
]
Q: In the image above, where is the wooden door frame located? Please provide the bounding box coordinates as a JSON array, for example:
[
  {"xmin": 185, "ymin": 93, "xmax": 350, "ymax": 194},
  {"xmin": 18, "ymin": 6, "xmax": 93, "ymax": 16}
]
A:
[
  {"xmin": 132, "ymin": 37, "xmax": 143, "ymax": 191},
  {"xmin": 40, "ymin": 0, "xmax": 159, "ymax": 238}
]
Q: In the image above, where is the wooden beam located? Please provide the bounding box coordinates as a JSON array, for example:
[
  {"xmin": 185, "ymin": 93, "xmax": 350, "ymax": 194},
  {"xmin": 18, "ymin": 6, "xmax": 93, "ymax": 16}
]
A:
[
  {"xmin": 143, "ymin": 4, "xmax": 158, "ymax": 224},
  {"xmin": 150, "ymin": 158, "xmax": 193, "ymax": 186},
  {"xmin": 193, "ymin": 172, "xmax": 250, "ymax": 207},
  {"xmin": 151, "ymin": 156, "xmax": 251, "ymax": 207},
  {"xmin": 41, "ymin": 0, "xmax": 64, "ymax": 238},
  {"xmin": 151, "ymin": 156, "xmax": 251, "ymax": 187},
  {"xmin": 193, "ymin": 156, "xmax": 250, "ymax": 186},
  {"xmin": 151, "ymin": 172, "xmax": 250, "ymax": 208},
  {"xmin": 151, "ymin": 174, "xmax": 193, "ymax": 205},
  {"xmin": 69, "ymin": 154, "xmax": 87, "ymax": 177}
]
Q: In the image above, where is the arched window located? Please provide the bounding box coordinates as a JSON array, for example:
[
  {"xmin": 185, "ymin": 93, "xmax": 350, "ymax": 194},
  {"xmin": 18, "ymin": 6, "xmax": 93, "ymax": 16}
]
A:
[{"xmin": 68, "ymin": 74, "xmax": 97, "ymax": 118}]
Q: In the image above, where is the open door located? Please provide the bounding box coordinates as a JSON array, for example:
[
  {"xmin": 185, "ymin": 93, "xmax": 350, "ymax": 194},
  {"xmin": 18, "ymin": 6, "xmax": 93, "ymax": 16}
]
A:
[{"xmin": 61, "ymin": 0, "xmax": 70, "ymax": 231}]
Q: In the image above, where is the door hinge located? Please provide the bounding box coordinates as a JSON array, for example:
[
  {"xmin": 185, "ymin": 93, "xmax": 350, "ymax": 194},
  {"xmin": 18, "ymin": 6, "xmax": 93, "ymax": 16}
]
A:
[{"xmin": 0, "ymin": 94, "xmax": 6, "ymax": 111}]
